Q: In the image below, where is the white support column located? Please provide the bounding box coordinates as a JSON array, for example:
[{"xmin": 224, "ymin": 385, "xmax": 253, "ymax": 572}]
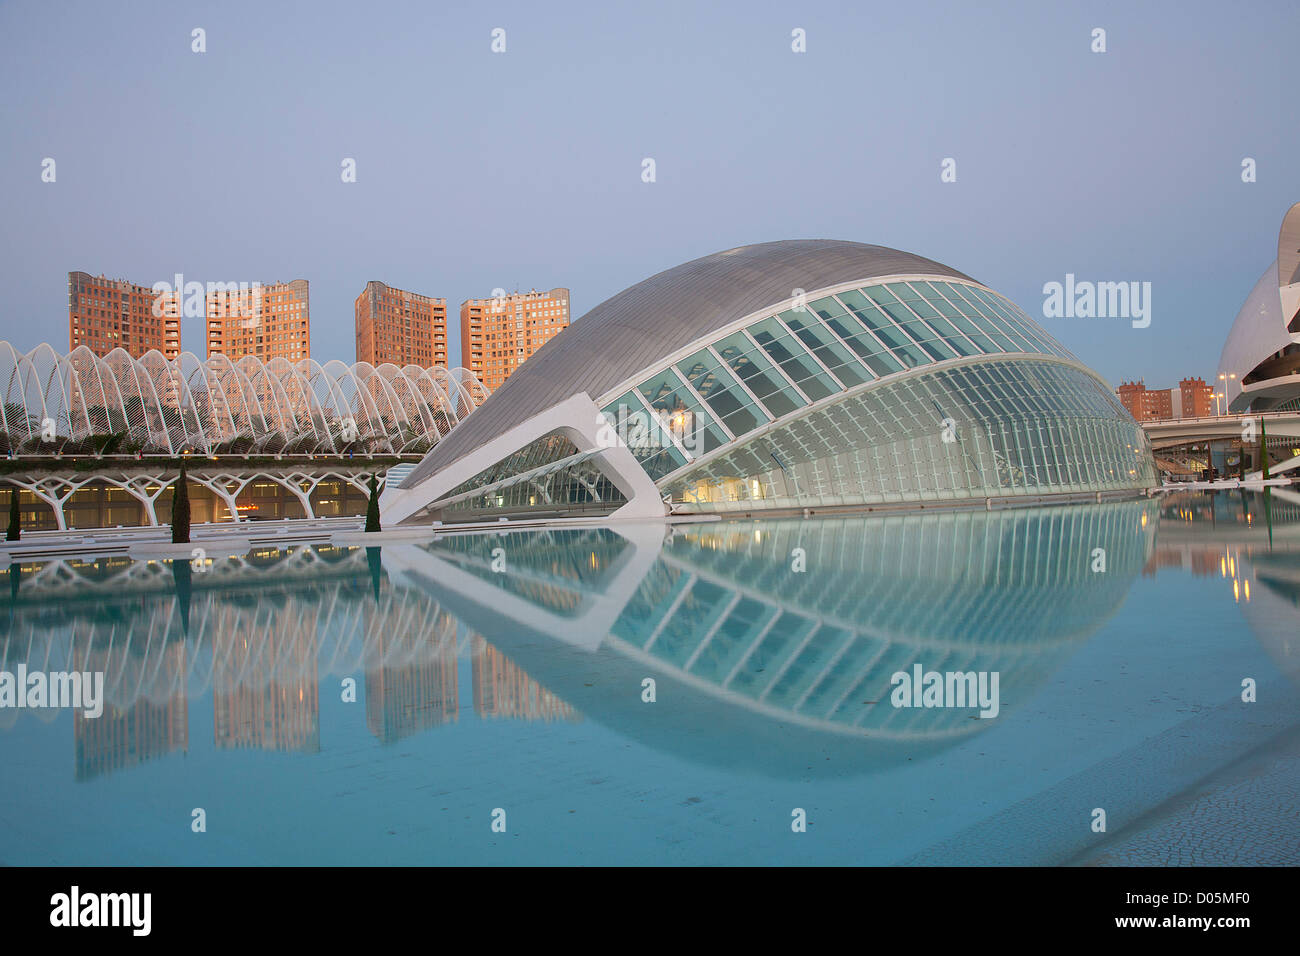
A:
[
  {"xmin": 192, "ymin": 473, "xmax": 249, "ymax": 524},
  {"xmin": 124, "ymin": 474, "xmax": 172, "ymax": 526},
  {"xmin": 267, "ymin": 472, "xmax": 316, "ymax": 519},
  {"xmin": 338, "ymin": 471, "xmax": 374, "ymax": 498}
]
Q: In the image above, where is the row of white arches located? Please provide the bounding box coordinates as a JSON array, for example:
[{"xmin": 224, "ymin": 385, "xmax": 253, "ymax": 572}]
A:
[{"xmin": 0, "ymin": 341, "xmax": 489, "ymax": 455}]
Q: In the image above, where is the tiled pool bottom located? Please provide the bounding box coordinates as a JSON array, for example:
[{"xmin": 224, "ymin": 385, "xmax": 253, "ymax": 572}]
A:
[{"xmin": 2, "ymin": 494, "xmax": 1297, "ymax": 865}]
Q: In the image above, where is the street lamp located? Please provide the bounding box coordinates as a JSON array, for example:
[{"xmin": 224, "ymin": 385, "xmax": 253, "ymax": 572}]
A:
[{"xmin": 1217, "ymin": 372, "xmax": 1237, "ymax": 415}]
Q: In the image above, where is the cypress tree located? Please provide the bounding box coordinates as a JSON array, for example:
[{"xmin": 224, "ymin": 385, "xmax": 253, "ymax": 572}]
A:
[
  {"xmin": 367, "ymin": 546, "xmax": 382, "ymax": 600},
  {"xmin": 171, "ymin": 463, "xmax": 191, "ymax": 544},
  {"xmin": 5, "ymin": 485, "xmax": 19, "ymax": 541},
  {"xmin": 171, "ymin": 557, "xmax": 192, "ymax": 637},
  {"xmin": 1259, "ymin": 419, "xmax": 1270, "ymax": 481},
  {"xmin": 365, "ymin": 473, "xmax": 381, "ymax": 533}
]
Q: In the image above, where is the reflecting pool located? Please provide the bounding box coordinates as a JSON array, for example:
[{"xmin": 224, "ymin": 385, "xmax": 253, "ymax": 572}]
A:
[{"xmin": 2, "ymin": 489, "xmax": 1299, "ymax": 865}]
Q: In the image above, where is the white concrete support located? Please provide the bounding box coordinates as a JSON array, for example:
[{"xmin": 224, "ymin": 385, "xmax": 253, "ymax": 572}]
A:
[
  {"xmin": 379, "ymin": 391, "xmax": 667, "ymax": 526},
  {"xmin": 3, "ymin": 465, "xmax": 396, "ymax": 530},
  {"xmin": 266, "ymin": 473, "xmax": 317, "ymax": 519}
]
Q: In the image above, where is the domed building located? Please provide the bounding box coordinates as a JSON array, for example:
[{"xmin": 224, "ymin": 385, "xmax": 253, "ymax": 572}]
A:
[
  {"xmin": 382, "ymin": 240, "xmax": 1155, "ymax": 524},
  {"xmin": 1218, "ymin": 202, "xmax": 1300, "ymax": 413}
]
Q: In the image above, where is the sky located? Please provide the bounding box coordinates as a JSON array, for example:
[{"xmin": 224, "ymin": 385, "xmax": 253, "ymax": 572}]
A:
[{"xmin": 1, "ymin": 0, "xmax": 1297, "ymax": 389}]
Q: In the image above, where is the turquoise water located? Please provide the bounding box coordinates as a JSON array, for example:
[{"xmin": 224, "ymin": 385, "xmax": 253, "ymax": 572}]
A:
[{"xmin": 2, "ymin": 490, "xmax": 1298, "ymax": 865}]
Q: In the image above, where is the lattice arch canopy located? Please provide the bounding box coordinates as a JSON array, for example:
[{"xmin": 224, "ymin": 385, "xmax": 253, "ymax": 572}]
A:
[{"xmin": 0, "ymin": 341, "xmax": 488, "ymax": 456}]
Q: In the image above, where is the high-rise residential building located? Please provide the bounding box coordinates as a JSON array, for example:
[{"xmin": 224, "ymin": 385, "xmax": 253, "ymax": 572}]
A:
[
  {"xmin": 68, "ymin": 271, "xmax": 181, "ymax": 359},
  {"xmin": 459, "ymin": 287, "xmax": 570, "ymax": 391},
  {"xmin": 206, "ymin": 278, "xmax": 310, "ymax": 363},
  {"xmin": 1179, "ymin": 377, "xmax": 1214, "ymax": 418},
  {"xmin": 1116, "ymin": 381, "xmax": 1173, "ymax": 421},
  {"xmin": 354, "ymin": 281, "xmax": 448, "ymax": 368},
  {"xmin": 1117, "ymin": 378, "xmax": 1215, "ymax": 421}
]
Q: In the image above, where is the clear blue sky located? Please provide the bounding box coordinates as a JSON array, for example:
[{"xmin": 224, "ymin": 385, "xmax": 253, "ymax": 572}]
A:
[{"xmin": 2, "ymin": 0, "xmax": 1297, "ymax": 388}]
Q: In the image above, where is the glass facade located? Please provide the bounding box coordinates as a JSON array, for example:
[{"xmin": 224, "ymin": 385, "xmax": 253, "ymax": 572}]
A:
[
  {"xmin": 596, "ymin": 278, "xmax": 1095, "ymax": 483},
  {"xmin": 437, "ymin": 431, "xmax": 629, "ymax": 519},
  {"xmin": 428, "ymin": 275, "xmax": 1151, "ymax": 520},
  {"xmin": 663, "ymin": 360, "xmax": 1154, "ymax": 510}
]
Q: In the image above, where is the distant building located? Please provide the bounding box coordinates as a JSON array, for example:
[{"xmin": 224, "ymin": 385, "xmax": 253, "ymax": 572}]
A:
[
  {"xmin": 1116, "ymin": 380, "xmax": 1173, "ymax": 421},
  {"xmin": 1179, "ymin": 377, "xmax": 1214, "ymax": 417},
  {"xmin": 354, "ymin": 281, "xmax": 448, "ymax": 368},
  {"xmin": 207, "ymin": 278, "xmax": 310, "ymax": 363},
  {"xmin": 459, "ymin": 287, "xmax": 570, "ymax": 392},
  {"xmin": 68, "ymin": 271, "xmax": 180, "ymax": 359},
  {"xmin": 1117, "ymin": 378, "xmax": 1214, "ymax": 421}
]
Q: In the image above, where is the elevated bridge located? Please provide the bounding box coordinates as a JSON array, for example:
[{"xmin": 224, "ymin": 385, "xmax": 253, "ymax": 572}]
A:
[{"xmin": 1141, "ymin": 410, "xmax": 1300, "ymax": 451}]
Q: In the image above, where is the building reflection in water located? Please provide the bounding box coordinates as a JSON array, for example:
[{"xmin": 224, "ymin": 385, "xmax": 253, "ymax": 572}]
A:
[
  {"xmin": 390, "ymin": 500, "xmax": 1159, "ymax": 777},
  {"xmin": 212, "ymin": 600, "xmax": 321, "ymax": 753},
  {"xmin": 364, "ymin": 602, "xmax": 459, "ymax": 744},
  {"xmin": 8, "ymin": 491, "xmax": 1299, "ymax": 784},
  {"xmin": 1149, "ymin": 487, "xmax": 1300, "ymax": 612},
  {"xmin": 472, "ymin": 636, "xmax": 578, "ymax": 723},
  {"xmin": 0, "ymin": 545, "xmax": 478, "ymax": 776},
  {"xmin": 73, "ymin": 639, "xmax": 188, "ymax": 781}
]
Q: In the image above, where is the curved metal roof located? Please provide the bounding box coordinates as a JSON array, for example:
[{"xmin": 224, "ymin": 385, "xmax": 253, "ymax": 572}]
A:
[
  {"xmin": 1278, "ymin": 201, "xmax": 1300, "ymax": 288},
  {"xmin": 403, "ymin": 239, "xmax": 974, "ymax": 488},
  {"xmin": 1218, "ymin": 262, "xmax": 1288, "ymax": 410},
  {"xmin": 1217, "ymin": 203, "xmax": 1300, "ymax": 411}
]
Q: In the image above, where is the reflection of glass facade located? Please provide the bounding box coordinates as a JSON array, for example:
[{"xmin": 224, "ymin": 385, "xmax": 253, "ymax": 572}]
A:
[{"xmin": 606, "ymin": 503, "xmax": 1154, "ymax": 737}]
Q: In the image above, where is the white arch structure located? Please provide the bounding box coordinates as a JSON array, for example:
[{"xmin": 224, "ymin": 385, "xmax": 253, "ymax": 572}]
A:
[{"xmin": 0, "ymin": 340, "xmax": 488, "ymax": 456}]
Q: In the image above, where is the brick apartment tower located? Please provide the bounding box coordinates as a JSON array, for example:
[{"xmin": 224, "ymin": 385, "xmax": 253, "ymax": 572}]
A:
[
  {"xmin": 1116, "ymin": 381, "xmax": 1172, "ymax": 421},
  {"xmin": 354, "ymin": 281, "xmax": 448, "ymax": 368},
  {"xmin": 459, "ymin": 287, "xmax": 570, "ymax": 391},
  {"xmin": 206, "ymin": 279, "xmax": 310, "ymax": 363},
  {"xmin": 1179, "ymin": 377, "xmax": 1214, "ymax": 418},
  {"xmin": 68, "ymin": 271, "xmax": 181, "ymax": 359}
]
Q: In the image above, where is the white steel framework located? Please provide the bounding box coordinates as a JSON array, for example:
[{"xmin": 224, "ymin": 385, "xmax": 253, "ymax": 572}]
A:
[{"xmin": 1, "ymin": 341, "xmax": 489, "ymax": 456}]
